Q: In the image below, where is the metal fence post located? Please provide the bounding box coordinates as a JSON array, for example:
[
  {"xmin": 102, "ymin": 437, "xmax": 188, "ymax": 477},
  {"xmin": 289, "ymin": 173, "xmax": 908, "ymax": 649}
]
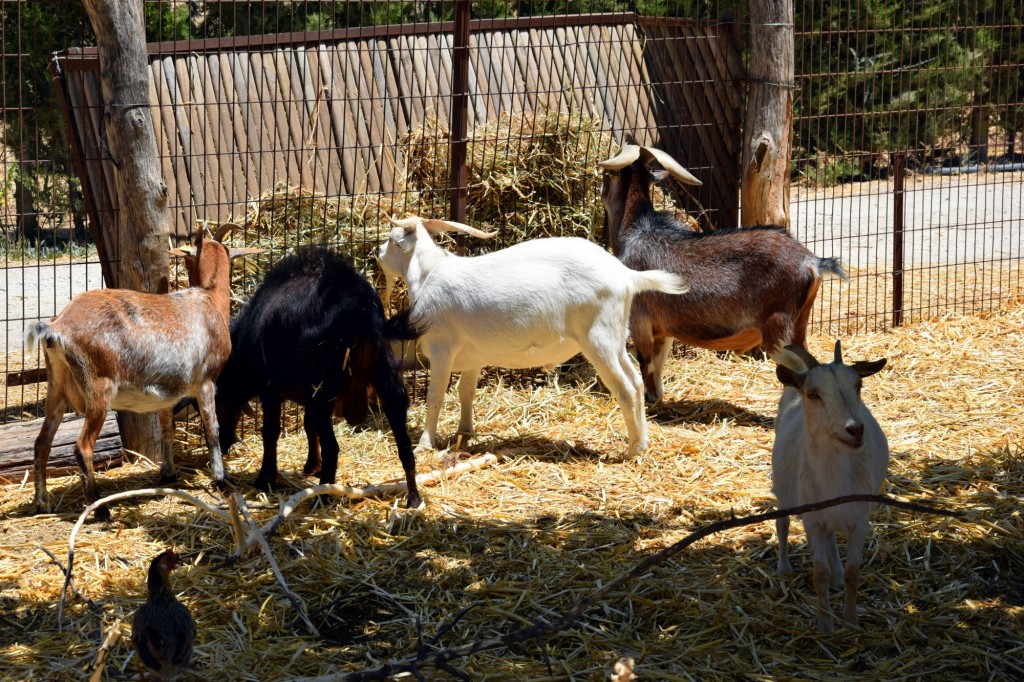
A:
[
  {"xmin": 449, "ymin": 0, "xmax": 471, "ymax": 235},
  {"xmin": 892, "ymin": 152, "xmax": 906, "ymax": 327}
]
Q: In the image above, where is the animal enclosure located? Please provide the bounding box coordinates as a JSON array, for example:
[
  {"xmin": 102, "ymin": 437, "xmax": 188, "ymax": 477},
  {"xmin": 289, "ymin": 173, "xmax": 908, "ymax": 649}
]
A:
[{"xmin": 0, "ymin": 1, "xmax": 1021, "ymax": 680}]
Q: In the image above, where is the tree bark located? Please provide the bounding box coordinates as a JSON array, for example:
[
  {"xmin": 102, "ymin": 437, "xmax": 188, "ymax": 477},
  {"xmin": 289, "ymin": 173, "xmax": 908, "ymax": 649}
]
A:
[
  {"xmin": 741, "ymin": 0, "xmax": 793, "ymax": 228},
  {"xmin": 81, "ymin": 0, "xmax": 169, "ymax": 462}
]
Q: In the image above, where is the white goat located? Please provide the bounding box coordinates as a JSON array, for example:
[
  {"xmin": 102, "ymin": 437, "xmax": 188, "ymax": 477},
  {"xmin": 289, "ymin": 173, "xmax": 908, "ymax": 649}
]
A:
[
  {"xmin": 772, "ymin": 341, "xmax": 889, "ymax": 632},
  {"xmin": 377, "ymin": 216, "xmax": 689, "ymax": 456}
]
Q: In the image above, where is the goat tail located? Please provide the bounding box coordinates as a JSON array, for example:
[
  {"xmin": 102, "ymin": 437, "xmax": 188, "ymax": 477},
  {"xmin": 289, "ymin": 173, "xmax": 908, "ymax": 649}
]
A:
[
  {"xmin": 817, "ymin": 257, "xmax": 850, "ymax": 282},
  {"xmin": 630, "ymin": 269, "xmax": 690, "ymax": 296},
  {"xmin": 383, "ymin": 308, "xmax": 424, "ymax": 342},
  {"xmin": 24, "ymin": 320, "xmax": 54, "ymax": 353}
]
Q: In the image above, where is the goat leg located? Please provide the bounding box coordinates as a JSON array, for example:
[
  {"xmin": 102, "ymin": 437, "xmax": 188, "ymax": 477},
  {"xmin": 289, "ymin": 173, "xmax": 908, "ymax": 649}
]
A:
[
  {"xmin": 157, "ymin": 408, "xmax": 177, "ymax": 484},
  {"xmin": 301, "ymin": 411, "xmax": 322, "ymax": 477},
  {"xmin": 195, "ymin": 380, "xmax": 228, "ymax": 487},
  {"xmin": 32, "ymin": 390, "xmax": 67, "ymax": 514},
  {"xmin": 253, "ymin": 394, "xmax": 282, "ymax": 492},
  {"xmin": 373, "ymin": 354, "xmax": 422, "ymax": 508},
  {"xmin": 842, "ymin": 522, "xmax": 868, "ymax": 627},
  {"xmin": 76, "ymin": 405, "xmax": 111, "ymax": 522}
]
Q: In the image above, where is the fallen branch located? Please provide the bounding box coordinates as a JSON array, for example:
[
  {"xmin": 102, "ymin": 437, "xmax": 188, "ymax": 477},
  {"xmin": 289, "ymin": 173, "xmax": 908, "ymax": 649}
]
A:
[
  {"xmin": 245, "ymin": 452, "xmax": 505, "ymax": 553},
  {"xmin": 233, "ymin": 491, "xmax": 319, "ymax": 637},
  {"xmin": 281, "ymin": 494, "xmax": 965, "ymax": 682},
  {"xmin": 59, "ymin": 487, "xmax": 231, "ymax": 629},
  {"xmin": 58, "ymin": 454, "xmax": 508, "ymax": 628}
]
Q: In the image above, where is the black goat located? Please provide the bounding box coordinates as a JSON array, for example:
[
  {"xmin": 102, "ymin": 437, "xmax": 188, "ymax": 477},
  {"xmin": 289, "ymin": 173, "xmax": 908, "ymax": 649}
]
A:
[
  {"xmin": 216, "ymin": 247, "xmax": 422, "ymax": 507},
  {"xmin": 598, "ymin": 145, "xmax": 848, "ymax": 403}
]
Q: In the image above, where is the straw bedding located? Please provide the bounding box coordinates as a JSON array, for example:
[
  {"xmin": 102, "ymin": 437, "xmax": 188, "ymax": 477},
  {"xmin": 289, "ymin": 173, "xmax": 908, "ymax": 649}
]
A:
[{"xmin": 1, "ymin": 294, "xmax": 1021, "ymax": 680}]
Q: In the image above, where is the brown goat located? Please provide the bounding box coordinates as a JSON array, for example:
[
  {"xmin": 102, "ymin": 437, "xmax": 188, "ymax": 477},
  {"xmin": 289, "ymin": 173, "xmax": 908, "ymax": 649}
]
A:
[
  {"xmin": 599, "ymin": 145, "xmax": 848, "ymax": 403},
  {"xmin": 24, "ymin": 225, "xmax": 259, "ymax": 520}
]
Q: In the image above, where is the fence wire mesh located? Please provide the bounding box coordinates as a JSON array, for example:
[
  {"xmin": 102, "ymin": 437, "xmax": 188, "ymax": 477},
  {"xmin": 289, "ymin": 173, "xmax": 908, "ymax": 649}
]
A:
[{"xmin": 0, "ymin": 0, "xmax": 1020, "ymax": 427}]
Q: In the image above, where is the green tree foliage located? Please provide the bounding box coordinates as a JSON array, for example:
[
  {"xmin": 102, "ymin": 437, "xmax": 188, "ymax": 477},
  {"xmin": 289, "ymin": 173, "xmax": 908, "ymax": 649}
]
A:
[{"xmin": 794, "ymin": 0, "xmax": 1022, "ymax": 169}]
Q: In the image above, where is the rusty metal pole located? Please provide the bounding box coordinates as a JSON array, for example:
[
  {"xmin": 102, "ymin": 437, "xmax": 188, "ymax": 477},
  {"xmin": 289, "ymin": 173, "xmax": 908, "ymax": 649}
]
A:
[
  {"xmin": 892, "ymin": 153, "xmax": 906, "ymax": 327},
  {"xmin": 449, "ymin": 0, "xmax": 471, "ymax": 245}
]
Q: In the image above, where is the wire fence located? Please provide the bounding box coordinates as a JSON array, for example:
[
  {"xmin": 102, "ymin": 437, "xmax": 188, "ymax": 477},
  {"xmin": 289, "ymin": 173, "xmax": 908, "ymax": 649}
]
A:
[{"xmin": 0, "ymin": 0, "xmax": 1020, "ymax": 426}]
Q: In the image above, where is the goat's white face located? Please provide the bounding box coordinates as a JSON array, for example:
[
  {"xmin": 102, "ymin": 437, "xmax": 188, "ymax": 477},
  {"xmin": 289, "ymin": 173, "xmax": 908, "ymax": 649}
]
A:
[
  {"xmin": 777, "ymin": 358, "xmax": 886, "ymax": 450},
  {"xmin": 377, "ymin": 226, "xmax": 417, "ymax": 303},
  {"xmin": 799, "ymin": 365, "xmax": 869, "ymax": 449}
]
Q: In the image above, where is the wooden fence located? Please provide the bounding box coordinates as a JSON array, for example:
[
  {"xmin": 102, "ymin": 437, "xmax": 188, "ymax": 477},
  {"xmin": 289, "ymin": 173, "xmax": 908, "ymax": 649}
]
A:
[{"xmin": 52, "ymin": 13, "xmax": 743, "ymax": 287}]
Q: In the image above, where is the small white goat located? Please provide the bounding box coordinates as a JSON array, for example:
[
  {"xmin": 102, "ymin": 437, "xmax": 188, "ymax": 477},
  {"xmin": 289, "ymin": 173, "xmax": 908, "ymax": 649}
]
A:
[
  {"xmin": 377, "ymin": 216, "xmax": 689, "ymax": 456},
  {"xmin": 771, "ymin": 341, "xmax": 889, "ymax": 632},
  {"xmin": 24, "ymin": 225, "xmax": 259, "ymax": 520}
]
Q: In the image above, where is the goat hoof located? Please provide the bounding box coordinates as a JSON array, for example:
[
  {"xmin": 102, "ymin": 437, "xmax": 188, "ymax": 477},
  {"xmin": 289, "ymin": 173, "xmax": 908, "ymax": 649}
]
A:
[
  {"xmin": 302, "ymin": 461, "xmax": 322, "ymax": 477},
  {"xmin": 157, "ymin": 471, "xmax": 179, "ymax": 486},
  {"xmin": 93, "ymin": 505, "xmax": 112, "ymax": 523},
  {"xmin": 211, "ymin": 477, "xmax": 236, "ymax": 494},
  {"xmin": 252, "ymin": 474, "xmax": 281, "ymax": 493}
]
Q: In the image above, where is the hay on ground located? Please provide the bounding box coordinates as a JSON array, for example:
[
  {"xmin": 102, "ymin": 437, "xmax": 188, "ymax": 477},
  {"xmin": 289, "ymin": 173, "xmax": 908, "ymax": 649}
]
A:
[{"xmin": 1, "ymin": 298, "xmax": 1021, "ymax": 680}]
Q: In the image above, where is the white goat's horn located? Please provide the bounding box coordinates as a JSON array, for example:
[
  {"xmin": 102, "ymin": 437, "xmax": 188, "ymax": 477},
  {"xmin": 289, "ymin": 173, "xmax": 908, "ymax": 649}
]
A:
[
  {"xmin": 834, "ymin": 339, "xmax": 843, "ymax": 364},
  {"xmin": 386, "ymin": 215, "xmax": 424, "ymax": 230},
  {"xmin": 597, "ymin": 144, "xmax": 641, "ymax": 170},
  {"xmin": 420, "ymin": 219, "xmax": 497, "ymax": 239},
  {"xmin": 638, "ymin": 147, "xmax": 703, "ymax": 186},
  {"xmin": 387, "ymin": 215, "xmax": 496, "ymax": 239}
]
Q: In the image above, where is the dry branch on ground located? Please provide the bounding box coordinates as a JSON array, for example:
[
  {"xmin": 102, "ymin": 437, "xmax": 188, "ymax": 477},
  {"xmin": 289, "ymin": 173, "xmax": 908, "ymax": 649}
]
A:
[{"xmin": 0, "ymin": 301, "xmax": 1022, "ymax": 680}]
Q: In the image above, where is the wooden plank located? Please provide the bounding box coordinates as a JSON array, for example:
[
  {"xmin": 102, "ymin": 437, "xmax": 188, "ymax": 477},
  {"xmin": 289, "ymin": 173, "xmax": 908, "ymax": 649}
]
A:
[
  {"xmin": 308, "ymin": 45, "xmax": 345, "ymax": 197},
  {"xmin": 153, "ymin": 57, "xmax": 192, "ymax": 235},
  {"xmin": 0, "ymin": 413, "xmax": 121, "ymax": 481},
  {"xmin": 202, "ymin": 52, "xmax": 244, "ymax": 214},
  {"xmin": 185, "ymin": 53, "xmax": 231, "ymax": 225},
  {"xmin": 195, "ymin": 52, "xmax": 237, "ymax": 220},
  {"xmin": 218, "ymin": 52, "xmax": 258, "ymax": 206},
  {"xmin": 6, "ymin": 368, "xmax": 47, "ymax": 388},
  {"xmin": 291, "ymin": 47, "xmax": 332, "ymax": 194},
  {"xmin": 318, "ymin": 44, "xmax": 354, "ymax": 195},
  {"xmin": 358, "ymin": 42, "xmax": 382, "ymax": 192},
  {"xmin": 270, "ymin": 48, "xmax": 307, "ymax": 189}
]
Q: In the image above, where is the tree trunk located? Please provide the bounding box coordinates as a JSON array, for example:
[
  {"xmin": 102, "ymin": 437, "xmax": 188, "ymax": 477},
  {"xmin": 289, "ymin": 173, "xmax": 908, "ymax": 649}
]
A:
[
  {"xmin": 81, "ymin": 0, "xmax": 170, "ymax": 462},
  {"xmin": 741, "ymin": 0, "xmax": 793, "ymax": 228}
]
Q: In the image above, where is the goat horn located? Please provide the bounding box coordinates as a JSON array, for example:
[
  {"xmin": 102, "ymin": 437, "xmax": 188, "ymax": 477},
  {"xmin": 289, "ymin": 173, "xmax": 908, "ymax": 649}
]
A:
[
  {"xmin": 386, "ymin": 215, "xmax": 424, "ymax": 230},
  {"xmin": 597, "ymin": 144, "xmax": 641, "ymax": 170},
  {"xmin": 420, "ymin": 219, "xmax": 497, "ymax": 239},
  {"xmin": 834, "ymin": 339, "xmax": 843, "ymax": 364},
  {"xmin": 214, "ymin": 222, "xmax": 241, "ymax": 243},
  {"xmin": 638, "ymin": 147, "xmax": 703, "ymax": 186},
  {"xmin": 387, "ymin": 215, "xmax": 496, "ymax": 239},
  {"xmin": 783, "ymin": 344, "xmax": 819, "ymax": 369}
]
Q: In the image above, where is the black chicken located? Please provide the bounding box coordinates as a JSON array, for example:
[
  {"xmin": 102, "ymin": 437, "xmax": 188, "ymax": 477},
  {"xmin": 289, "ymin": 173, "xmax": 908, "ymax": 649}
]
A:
[{"xmin": 131, "ymin": 549, "xmax": 196, "ymax": 680}]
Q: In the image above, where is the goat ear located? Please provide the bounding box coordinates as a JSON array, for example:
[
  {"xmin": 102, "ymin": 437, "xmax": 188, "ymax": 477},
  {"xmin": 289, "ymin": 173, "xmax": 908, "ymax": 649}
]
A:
[
  {"xmin": 650, "ymin": 169, "xmax": 668, "ymax": 183},
  {"xmin": 168, "ymin": 247, "xmax": 191, "ymax": 258},
  {"xmin": 851, "ymin": 358, "xmax": 887, "ymax": 378},
  {"xmin": 776, "ymin": 364, "xmax": 804, "ymax": 389}
]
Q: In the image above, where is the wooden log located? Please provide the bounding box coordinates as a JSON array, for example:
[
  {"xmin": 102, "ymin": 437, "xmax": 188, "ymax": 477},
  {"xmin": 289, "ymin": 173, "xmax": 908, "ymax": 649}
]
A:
[
  {"xmin": 81, "ymin": 0, "xmax": 169, "ymax": 461},
  {"xmin": 0, "ymin": 413, "xmax": 122, "ymax": 483},
  {"xmin": 741, "ymin": 0, "xmax": 793, "ymax": 228}
]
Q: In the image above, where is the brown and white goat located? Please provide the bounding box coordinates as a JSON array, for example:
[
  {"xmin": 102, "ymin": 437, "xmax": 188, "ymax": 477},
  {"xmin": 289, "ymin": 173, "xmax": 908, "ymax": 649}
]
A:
[
  {"xmin": 24, "ymin": 224, "xmax": 259, "ymax": 520},
  {"xmin": 598, "ymin": 145, "xmax": 848, "ymax": 403}
]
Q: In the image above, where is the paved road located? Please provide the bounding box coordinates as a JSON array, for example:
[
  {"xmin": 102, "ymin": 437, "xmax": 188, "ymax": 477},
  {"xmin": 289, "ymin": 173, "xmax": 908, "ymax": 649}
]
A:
[
  {"xmin": 791, "ymin": 172, "xmax": 1022, "ymax": 271},
  {"xmin": 2, "ymin": 260, "xmax": 104, "ymax": 354},
  {"xmin": 2, "ymin": 173, "xmax": 1020, "ymax": 353}
]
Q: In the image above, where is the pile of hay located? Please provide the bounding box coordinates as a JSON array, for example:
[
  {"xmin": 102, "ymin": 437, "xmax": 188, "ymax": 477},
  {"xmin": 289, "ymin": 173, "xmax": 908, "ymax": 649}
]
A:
[
  {"xmin": 1, "ymin": 297, "xmax": 1021, "ymax": 680},
  {"xmin": 402, "ymin": 108, "xmax": 694, "ymax": 246}
]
